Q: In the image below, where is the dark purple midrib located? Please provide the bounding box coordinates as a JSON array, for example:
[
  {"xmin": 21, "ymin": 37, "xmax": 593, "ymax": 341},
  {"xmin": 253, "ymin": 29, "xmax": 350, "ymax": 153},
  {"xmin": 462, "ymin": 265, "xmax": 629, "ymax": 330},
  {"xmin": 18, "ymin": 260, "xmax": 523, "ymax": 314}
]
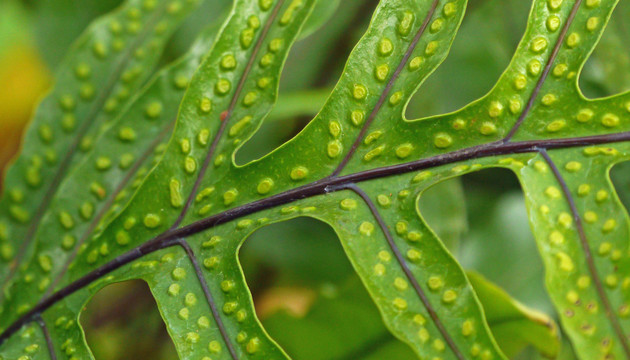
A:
[
  {"xmin": 539, "ymin": 149, "xmax": 630, "ymax": 357},
  {"xmin": 3, "ymin": 130, "xmax": 630, "ymax": 346},
  {"xmin": 346, "ymin": 184, "xmax": 465, "ymax": 360},
  {"xmin": 0, "ymin": 1, "xmax": 171, "ymax": 296},
  {"xmin": 3, "ymin": 0, "xmax": 628, "ymax": 356},
  {"xmin": 331, "ymin": 0, "xmax": 440, "ymax": 177},
  {"xmin": 171, "ymin": 0, "xmax": 287, "ymax": 230}
]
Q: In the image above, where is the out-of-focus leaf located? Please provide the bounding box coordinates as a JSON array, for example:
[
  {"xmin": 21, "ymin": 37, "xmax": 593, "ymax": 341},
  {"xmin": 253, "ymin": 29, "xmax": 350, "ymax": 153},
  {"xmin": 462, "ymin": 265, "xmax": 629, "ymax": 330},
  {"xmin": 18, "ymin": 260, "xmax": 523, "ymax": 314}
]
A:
[
  {"xmin": 0, "ymin": 0, "xmax": 51, "ymax": 183},
  {"xmin": 81, "ymin": 281, "xmax": 178, "ymax": 360},
  {"xmin": 262, "ymin": 278, "xmax": 417, "ymax": 360},
  {"xmin": 407, "ymin": 0, "xmax": 529, "ymax": 119},
  {"xmin": 160, "ymin": 0, "xmax": 231, "ymax": 64},
  {"xmin": 460, "ymin": 189, "xmax": 551, "ymax": 312},
  {"xmin": 241, "ymin": 218, "xmax": 353, "ymax": 285},
  {"xmin": 297, "ymin": 0, "xmax": 341, "ymax": 40},
  {"xmin": 280, "ymin": 0, "xmax": 376, "ymax": 91},
  {"xmin": 268, "ymin": 88, "xmax": 331, "ymax": 122},
  {"xmin": 32, "ymin": 0, "xmax": 124, "ymax": 67},
  {"xmin": 0, "ymin": 0, "xmax": 203, "ymax": 319},
  {"xmin": 468, "ymin": 271, "xmax": 560, "ymax": 359},
  {"xmin": 419, "ymin": 178, "xmax": 467, "ymax": 252},
  {"xmin": 0, "ymin": 22, "xmax": 221, "ymax": 327},
  {"xmin": 579, "ymin": 0, "xmax": 630, "ymax": 98}
]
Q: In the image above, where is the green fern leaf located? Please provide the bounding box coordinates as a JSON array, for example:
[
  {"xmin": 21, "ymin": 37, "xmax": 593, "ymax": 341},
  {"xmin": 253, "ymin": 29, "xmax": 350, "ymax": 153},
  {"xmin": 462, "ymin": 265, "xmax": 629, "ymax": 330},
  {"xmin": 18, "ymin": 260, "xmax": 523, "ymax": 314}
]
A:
[
  {"xmin": 0, "ymin": 0, "xmax": 202, "ymax": 299},
  {"xmin": 1, "ymin": 0, "xmax": 630, "ymax": 359}
]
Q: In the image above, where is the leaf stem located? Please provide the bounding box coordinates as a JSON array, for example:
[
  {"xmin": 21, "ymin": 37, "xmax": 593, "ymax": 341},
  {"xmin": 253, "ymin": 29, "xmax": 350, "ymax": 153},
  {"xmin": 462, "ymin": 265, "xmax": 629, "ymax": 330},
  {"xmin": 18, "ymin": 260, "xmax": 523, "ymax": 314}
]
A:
[{"xmin": 4, "ymin": 130, "xmax": 630, "ymax": 345}]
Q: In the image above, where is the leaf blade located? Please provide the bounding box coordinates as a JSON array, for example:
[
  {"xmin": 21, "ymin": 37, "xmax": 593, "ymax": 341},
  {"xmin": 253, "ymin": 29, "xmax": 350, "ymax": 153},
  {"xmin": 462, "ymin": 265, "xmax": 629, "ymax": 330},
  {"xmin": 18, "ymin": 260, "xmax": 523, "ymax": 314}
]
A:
[{"xmin": 0, "ymin": 0, "xmax": 203, "ymax": 298}]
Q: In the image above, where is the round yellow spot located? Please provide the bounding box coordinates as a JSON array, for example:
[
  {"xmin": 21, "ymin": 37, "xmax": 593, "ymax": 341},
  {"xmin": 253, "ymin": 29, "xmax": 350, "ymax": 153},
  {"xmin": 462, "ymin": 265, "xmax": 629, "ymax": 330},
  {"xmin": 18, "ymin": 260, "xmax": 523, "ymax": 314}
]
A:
[
  {"xmin": 566, "ymin": 33, "xmax": 580, "ymax": 48},
  {"xmin": 428, "ymin": 276, "xmax": 443, "ymax": 291},
  {"xmin": 601, "ymin": 113, "xmax": 620, "ymax": 128},
  {"xmin": 374, "ymin": 263, "xmax": 386, "ymax": 276},
  {"xmin": 378, "ymin": 251, "xmax": 391, "ymax": 262},
  {"xmin": 257, "ymin": 178, "xmax": 274, "ymax": 195},
  {"xmin": 359, "ymin": 222, "xmax": 375, "ymax": 236},
  {"xmin": 378, "ymin": 38, "xmax": 393, "ymax": 56},
  {"xmin": 565, "ymin": 161, "xmax": 582, "ymax": 172},
  {"xmin": 576, "ymin": 108, "xmax": 594, "ymax": 122},
  {"xmin": 479, "ymin": 122, "xmax": 497, "ymax": 135},
  {"xmin": 442, "ymin": 290, "xmax": 457, "ymax": 303},
  {"xmin": 434, "ymin": 133, "xmax": 453, "ymax": 149},
  {"xmin": 340, "ymin": 199, "xmax": 358, "ymax": 210},
  {"xmin": 394, "ymin": 277, "xmax": 408, "ymax": 291},
  {"xmin": 407, "ymin": 249, "xmax": 422, "ymax": 262},
  {"xmin": 547, "ymin": 15, "xmax": 561, "ymax": 31},
  {"xmin": 462, "ymin": 320, "xmax": 474, "ymax": 336},
  {"xmin": 352, "ymin": 84, "xmax": 367, "ymax": 100},
  {"xmin": 488, "ymin": 101, "xmax": 504, "ymax": 118},
  {"xmin": 393, "ymin": 298, "xmax": 408, "ymax": 310},
  {"xmin": 144, "ymin": 213, "xmax": 161, "ymax": 228},
  {"xmin": 290, "ymin": 166, "xmax": 309, "ymax": 180},
  {"xmin": 395, "ymin": 143, "xmax": 414, "ymax": 159},
  {"xmin": 549, "ymin": 231, "xmax": 564, "ymax": 244},
  {"xmin": 530, "ymin": 37, "xmax": 548, "ymax": 53}
]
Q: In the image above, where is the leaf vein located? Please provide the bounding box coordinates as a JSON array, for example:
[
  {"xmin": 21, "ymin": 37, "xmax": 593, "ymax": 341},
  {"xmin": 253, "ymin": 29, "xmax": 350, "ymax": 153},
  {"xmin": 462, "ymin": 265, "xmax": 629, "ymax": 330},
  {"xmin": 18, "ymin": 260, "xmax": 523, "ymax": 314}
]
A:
[
  {"xmin": 345, "ymin": 183, "xmax": 465, "ymax": 360},
  {"xmin": 539, "ymin": 148, "xmax": 630, "ymax": 357}
]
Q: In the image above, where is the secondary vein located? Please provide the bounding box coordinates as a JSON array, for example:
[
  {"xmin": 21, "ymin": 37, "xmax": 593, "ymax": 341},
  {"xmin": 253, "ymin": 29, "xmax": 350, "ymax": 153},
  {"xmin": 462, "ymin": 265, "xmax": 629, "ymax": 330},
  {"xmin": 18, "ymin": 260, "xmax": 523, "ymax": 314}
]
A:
[
  {"xmin": 503, "ymin": 0, "xmax": 583, "ymax": 141},
  {"xmin": 45, "ymin": 120, "xmax": 174, "ymax": 297},
  {"xmin": 2, "ymin": 0, "xmax": 172, "ymax": 297},
  {"xmin": 171, "ymin": 0, "xmax": 286, "ymax": 229},
  {"xmin": 346, "ymin": 183, "xmax": 465, "ymax": 360},
  {"xmin": 332, "ymin": 0, "xmax": 440, "ymax": 176},
  {"xmin": 178, "ymin": 239, "xmax": 239, "ymax": 359},
  {"xmin": 539, "ymin": 148, "xmax": 630, "ymax": 357}
]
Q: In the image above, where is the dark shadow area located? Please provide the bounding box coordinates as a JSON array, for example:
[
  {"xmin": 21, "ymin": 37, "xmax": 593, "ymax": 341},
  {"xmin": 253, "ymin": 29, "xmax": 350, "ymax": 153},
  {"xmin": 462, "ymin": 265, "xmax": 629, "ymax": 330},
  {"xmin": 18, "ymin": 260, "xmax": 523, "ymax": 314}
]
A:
[
  {"xmin": 81, "ymin": 280, "xmax": 178, "ymax": 360},
  {"xmin": 239, "ymin": 217, "xmax": 416, "ymax": 360},
  {"xmin": 406, "ymin": 0, "xmax": 529, "ymax": 120},
  {"xmin": 579, "ymin": 1, "xmax": 630, "ymax": 99}
]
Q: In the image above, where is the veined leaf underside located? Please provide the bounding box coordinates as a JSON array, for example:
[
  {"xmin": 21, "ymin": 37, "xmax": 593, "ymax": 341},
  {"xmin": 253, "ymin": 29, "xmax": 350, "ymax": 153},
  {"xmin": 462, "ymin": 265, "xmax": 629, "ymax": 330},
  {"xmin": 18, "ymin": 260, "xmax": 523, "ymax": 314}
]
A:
[
  {"xmin": 1, "ymin": 0, "xmax": 630, "ymax": 359},
  {"xmin": 0, "ymin": 0, "xmax": 203, "ymax": 298}
]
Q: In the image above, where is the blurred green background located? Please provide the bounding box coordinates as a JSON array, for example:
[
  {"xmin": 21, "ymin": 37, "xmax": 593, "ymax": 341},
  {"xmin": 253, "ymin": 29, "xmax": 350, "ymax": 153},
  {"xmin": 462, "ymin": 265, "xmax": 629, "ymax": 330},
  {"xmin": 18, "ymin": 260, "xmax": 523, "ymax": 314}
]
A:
[{"xmin": 1, "ymin": 0, "xmax": 630, "ymax": 359}]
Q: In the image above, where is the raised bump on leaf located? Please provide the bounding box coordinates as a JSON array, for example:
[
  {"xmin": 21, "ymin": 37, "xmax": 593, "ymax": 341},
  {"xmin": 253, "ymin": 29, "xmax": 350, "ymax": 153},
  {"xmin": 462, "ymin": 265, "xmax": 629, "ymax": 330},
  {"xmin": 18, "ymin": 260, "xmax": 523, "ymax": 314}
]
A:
[{"xmin": 3, "ymin": 1, "xmax": 630, "ymax": 359}]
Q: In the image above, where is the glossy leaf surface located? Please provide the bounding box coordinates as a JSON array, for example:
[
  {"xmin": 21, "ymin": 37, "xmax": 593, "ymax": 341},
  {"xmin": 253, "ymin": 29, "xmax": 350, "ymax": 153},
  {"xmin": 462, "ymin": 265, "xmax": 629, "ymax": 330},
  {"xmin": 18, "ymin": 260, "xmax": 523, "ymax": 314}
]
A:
[{"xmin": 2, "ymin": 0, "xmax": 630, "ymax": 359}]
